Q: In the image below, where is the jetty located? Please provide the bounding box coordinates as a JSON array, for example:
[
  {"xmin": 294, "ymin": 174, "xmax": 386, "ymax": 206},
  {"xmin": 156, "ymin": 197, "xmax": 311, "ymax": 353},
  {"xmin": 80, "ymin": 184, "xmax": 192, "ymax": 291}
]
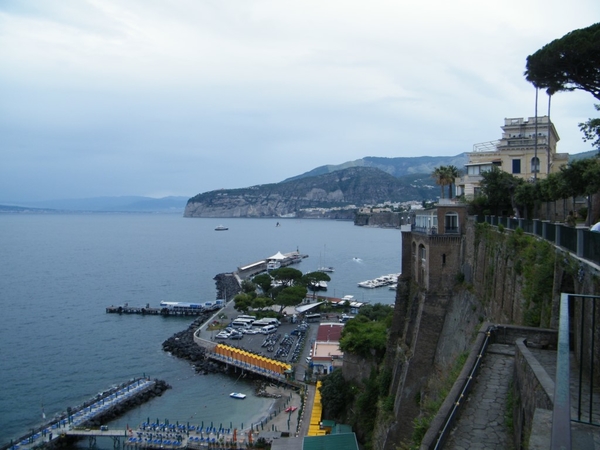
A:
[
  {"xmin": 106, "ymin": 301, "xmax": 224, "ymax": 316},
  {"xmin": 5, "ymin": 378, "xmax": 167, "ymax": 450},
  {"xmin": 105, "ymin": 250, "xmax": 307, "ymax": 316}
]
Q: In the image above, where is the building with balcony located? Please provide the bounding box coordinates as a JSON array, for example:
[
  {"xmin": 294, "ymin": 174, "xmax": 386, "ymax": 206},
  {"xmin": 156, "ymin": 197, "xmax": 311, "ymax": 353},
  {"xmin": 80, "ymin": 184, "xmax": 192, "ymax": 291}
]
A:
[
  {"xmin": 458, "ymin": 116, "xmax": 569, "ymax": 199},
  {"xmin": 406, "ymin": 201, "xmax": 468, "ymax": 292}
]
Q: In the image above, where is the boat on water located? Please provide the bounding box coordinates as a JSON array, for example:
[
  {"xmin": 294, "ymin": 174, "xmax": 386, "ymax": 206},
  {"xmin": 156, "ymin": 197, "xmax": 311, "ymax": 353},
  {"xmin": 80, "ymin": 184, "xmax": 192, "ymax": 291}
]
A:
[
  {"xmin": 215, "ymin": 225, "xmax": 229, "ymax": 231},
  {"xmin": 230, "ymin": 392, "xmax": 246, "ymax": 399},
  {"xmin": 309, "ymin": 280, "xmax": 328, "ymax": 291},
  {"xmin": 317, "ymin": 266, "xmax": 335, "ymax": 273},
  {"xmin": 358, "ymin": 273, "xmax": 400, "ymax": 289}
]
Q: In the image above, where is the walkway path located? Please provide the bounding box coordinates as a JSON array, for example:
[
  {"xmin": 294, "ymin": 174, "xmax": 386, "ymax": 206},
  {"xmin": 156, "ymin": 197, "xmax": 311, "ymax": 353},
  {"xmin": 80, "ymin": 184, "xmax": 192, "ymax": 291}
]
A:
[{"xmin": 444, "ymin": 344, "xmax": 514, "ymax": 450}]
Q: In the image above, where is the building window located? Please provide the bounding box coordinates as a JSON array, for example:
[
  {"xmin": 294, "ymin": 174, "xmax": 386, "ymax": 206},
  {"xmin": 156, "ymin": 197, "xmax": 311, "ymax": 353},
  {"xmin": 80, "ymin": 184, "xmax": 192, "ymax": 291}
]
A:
[
  {"xmin": 445, "ymin": 212, "xmax": 459, "ymax": 233},
  {"xmin": 531, "ymin": 157, "xmax": 540, "ymax": 173},
  {"xmin": 512, "ymin": 159, "xmax": 521, "ymax": 174}
]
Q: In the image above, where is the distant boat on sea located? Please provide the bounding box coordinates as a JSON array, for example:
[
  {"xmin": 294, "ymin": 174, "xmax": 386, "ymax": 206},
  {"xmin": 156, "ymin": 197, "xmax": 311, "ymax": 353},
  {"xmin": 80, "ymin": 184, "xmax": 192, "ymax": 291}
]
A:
[
  {"xmin": 215, "ymin": 225, "xmax": 229, "ymax": 231},
  {"xmin": 317, "ymin": 245, "xmax": 334, "ymax": 273},
  {"xmin": 230, "ymin": 392, "xmax": 246, "ymax": 399}
]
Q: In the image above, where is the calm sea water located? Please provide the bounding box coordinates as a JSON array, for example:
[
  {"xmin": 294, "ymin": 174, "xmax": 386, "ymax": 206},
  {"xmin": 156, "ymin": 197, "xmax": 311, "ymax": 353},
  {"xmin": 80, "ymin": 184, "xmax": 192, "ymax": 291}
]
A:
[{"xmin": 0, "ymin": 214, "xmax": 401, "ymax": 446}]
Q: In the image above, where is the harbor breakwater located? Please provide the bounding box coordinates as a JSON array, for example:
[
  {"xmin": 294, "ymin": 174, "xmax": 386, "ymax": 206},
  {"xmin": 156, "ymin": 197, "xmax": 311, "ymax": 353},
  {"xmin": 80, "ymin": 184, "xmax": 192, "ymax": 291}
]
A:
[{"xmin": 3, "ymin": 379, "xmax": 171, "ymax": 450}]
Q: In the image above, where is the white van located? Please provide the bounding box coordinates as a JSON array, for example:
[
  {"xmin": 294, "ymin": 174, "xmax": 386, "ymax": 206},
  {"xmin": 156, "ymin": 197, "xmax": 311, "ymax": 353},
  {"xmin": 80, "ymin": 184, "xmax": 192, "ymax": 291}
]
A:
[
  {"xmin": 261, "ymin": 324, "xmax": 277, "ymax": 334},
  {"xmin": 253, "ymin": 318, "xmax": 280, "ymax": 327},
  {"xmin": 231, "ymin": 320, "xmax": 252, "ymax": 329}
]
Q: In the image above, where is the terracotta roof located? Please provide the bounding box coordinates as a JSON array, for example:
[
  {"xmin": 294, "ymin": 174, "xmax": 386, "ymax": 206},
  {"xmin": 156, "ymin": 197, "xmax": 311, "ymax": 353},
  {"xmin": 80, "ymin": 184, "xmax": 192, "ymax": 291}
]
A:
[{"xmin": 316, "ymin": 323, "xmax": 344, "ymax": 342}]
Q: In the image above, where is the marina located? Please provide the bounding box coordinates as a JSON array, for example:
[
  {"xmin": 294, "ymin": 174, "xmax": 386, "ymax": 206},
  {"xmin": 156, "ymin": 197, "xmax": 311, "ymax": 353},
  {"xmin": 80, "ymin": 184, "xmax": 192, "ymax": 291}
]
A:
[{"xmin": 2, "ymin": 216, "xmax": 401, "ymax": 448}]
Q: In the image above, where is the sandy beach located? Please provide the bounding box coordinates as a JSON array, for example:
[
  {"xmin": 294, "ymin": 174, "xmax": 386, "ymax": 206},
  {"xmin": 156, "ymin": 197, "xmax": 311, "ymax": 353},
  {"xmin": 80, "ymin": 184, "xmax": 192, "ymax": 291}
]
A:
[{"xmin": 249, "ymin": 385, "xmax": 304, "ymax": 439}]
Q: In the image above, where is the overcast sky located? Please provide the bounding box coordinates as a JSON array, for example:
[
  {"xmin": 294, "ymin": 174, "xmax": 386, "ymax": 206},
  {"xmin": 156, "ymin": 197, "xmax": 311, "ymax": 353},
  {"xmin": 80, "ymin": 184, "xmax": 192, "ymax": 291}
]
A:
[{"xmin": 1, "ymin": 1, "xmax": 598, "ymax": 202}]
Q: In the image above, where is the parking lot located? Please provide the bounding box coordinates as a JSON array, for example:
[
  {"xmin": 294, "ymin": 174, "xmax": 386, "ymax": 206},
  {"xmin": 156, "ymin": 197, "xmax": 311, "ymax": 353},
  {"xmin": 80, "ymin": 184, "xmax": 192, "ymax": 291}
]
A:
[{"xmin": 211, "ymin": 318, "xmax": 314, "ymax": 366}]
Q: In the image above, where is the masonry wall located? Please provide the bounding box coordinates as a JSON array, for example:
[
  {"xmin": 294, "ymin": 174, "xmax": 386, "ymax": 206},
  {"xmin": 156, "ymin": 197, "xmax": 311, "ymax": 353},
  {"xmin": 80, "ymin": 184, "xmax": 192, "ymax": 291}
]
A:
[{"xmin": 377, "ymin": 215, "xmax": 600, "ymax": 449}]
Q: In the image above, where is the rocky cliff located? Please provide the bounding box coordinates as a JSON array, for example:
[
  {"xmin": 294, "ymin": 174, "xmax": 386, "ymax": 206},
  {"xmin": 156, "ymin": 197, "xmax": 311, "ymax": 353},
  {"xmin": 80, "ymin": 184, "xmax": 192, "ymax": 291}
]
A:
[
  {"xmin": 184, "ymin": 167, "xmax": 434, "ymax": 218},
  {"xmin": 374, "ymin": 219, "xmax": 600, "ymax": 449}
]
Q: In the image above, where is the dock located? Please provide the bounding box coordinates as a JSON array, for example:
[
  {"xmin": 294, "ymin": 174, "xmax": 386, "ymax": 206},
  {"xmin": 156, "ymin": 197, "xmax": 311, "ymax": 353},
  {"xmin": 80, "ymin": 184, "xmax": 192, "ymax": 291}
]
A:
[
  {"xmin": 236, "ymin": 250, "xmax": 307, "ymax": 279},
  {"xmin": 106, "ymin": 302, "xmax": 223, "ymax": 316},
  {"xmin": 5, "ymin": 379, "xmax": 159, "ymax": 450},
  {"xmin": 106, "ymin": 250, "xmax": 307, "ymax": 316}
]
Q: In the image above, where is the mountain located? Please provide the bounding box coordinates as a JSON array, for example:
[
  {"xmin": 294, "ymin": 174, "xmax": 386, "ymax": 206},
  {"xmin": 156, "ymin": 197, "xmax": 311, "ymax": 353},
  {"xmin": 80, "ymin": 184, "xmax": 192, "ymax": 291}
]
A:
[
  {"xmin": 184, "ymin": 166, "xmax": 440, "ymax": 218},
  {"xmin": 283, "ymin": 154, "xmax": 469, "ymax": 182},
  {"xmin": 1, "ymin": 196, "xmax": 188, "ymax": 213},
  {"xmin": 185, "ymin": 154, "xmax": 469, "ymax": 218}
]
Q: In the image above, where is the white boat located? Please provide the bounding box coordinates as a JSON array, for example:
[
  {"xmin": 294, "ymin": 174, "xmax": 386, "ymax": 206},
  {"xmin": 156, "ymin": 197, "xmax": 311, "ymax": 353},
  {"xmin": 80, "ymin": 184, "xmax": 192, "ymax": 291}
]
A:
[
  {"xmin": 230, "ymin": 392, "xmax": 246, "ymax": 399},
  {"xmin": 309, "ymin": 280, "xmax": 328, "ymax": 290},
  {"xmin": 317, "ymin": 266, "xmax": 335, "ymax": 273},
  {"xmin": 215, "ymin": 225, "xmax": 228, "ymax": 231}
]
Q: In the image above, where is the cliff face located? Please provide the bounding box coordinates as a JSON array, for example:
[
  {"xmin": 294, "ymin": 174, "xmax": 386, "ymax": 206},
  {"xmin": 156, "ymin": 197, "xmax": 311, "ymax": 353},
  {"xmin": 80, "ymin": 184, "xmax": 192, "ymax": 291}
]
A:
[
  {"xmin": 184, "ymin": 167, "xmax": 432, "ymax": 218},
  {"xmin": 375, "ymin": 219, "xmax": 600, "ymax": 449}
]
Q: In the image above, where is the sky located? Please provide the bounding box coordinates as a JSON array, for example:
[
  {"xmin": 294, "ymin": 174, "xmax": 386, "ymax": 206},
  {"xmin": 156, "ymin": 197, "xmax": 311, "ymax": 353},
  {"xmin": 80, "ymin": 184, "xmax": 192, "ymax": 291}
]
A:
[{"xmin": 1, "ymin": 1, "xmax": 599, "ymax": 202}]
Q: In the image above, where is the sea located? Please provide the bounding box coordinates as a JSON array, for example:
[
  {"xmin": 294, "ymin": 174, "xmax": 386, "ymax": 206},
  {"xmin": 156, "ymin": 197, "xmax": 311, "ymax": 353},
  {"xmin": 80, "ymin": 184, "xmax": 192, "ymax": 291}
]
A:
[{"xmin": 0, "ymin": 214, "xmax": 401, "ymax": 447}]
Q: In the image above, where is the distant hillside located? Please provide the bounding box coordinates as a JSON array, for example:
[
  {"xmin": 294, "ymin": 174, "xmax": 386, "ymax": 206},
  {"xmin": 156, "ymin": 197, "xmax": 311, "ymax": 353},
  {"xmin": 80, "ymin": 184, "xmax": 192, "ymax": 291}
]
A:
[
  {"xmin": 570, "ymin": 149, "xmax": 599, "ymax": 161},
  {"xmin": 185, "ymin": 166, "xmax": 438, "ymax": 218},
  {"xmin": 283, "ymin": 154, "xmax": 468, "ymax": 182},
  {"xmin": 2, "ymin": 196, "xmax": 188, "ymax": 213}
]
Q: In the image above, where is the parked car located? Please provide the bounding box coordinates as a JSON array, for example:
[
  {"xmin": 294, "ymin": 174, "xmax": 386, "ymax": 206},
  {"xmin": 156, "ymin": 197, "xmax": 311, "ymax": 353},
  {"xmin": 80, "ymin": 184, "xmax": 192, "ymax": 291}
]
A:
[{"xmin": 243, "ymin": 328, "xmax": 259, "ymax": 335}]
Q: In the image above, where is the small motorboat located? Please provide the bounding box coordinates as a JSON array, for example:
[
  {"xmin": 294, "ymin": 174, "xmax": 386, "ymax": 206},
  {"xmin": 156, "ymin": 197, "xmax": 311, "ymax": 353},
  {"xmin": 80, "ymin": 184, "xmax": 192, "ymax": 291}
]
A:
[
  {"xmin": 215, "ymin": 225, "xmax": 229, "ymax": 231},
  {"xmin": 230, "ymin": 392, "xmax": 246, "ymax": 399}
]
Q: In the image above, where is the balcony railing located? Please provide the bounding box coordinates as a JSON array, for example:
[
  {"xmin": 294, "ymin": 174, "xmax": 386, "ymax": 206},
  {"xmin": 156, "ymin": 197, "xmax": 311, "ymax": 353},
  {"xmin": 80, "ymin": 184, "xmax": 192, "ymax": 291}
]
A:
[{"xmin": 479, "ymin": 216, "xmax": 600, "ymax": 266}]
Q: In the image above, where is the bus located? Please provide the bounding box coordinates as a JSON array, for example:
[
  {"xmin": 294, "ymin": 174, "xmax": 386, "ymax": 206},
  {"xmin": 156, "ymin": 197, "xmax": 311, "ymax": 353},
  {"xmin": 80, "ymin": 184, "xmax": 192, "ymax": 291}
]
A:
[
  {"xmin": 305, "ymin": 313, "xmax": 321, "ymax": 323},
  {"xmin": 236, "ymin": 315, "xmax": 257, "ymax": 323}
]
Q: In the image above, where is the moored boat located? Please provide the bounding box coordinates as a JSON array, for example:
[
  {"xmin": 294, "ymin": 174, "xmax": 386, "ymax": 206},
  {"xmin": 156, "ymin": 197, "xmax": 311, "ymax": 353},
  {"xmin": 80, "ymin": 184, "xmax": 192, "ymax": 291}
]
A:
[
  {"xmin": 230, "ymin": 392, "xmax": 246, "ymax": 399},
  {"xmin": 215, "ymin": 225, "xmax": 229, "ymax": 231}
]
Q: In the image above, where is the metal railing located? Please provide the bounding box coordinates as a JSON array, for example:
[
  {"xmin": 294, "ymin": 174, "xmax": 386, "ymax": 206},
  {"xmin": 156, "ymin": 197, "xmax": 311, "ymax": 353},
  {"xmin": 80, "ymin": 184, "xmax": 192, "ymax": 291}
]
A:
[
  {"xmin": 478, "ymin": 216, "xmax": 600, "ymax": 266},
  {"xmin": 552, "ymin": 294, "xmax": 600, "ymax": 450}
]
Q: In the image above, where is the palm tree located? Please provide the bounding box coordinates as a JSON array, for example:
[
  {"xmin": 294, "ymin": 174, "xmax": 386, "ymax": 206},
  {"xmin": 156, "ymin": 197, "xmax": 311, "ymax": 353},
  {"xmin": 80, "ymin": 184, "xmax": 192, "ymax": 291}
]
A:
[
  {"xmin": 432, "ymin": 166, "xmax": 448, "ymax": 199},
  {"xmin": 446, "ymin": 165, "xmax": 460, "ymax": 199}
]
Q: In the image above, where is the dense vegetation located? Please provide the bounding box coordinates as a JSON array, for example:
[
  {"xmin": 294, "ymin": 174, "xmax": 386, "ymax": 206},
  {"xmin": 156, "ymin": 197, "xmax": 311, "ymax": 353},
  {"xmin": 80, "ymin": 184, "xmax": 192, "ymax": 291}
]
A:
[
  {"xmin": 319, "ymin": 304, "xmax": 394, "ymax": 449},
  {"xmin": 468, "ymin": 157, "xmax": 600, "ymax": 224},
  {"xmin": 525, "ymin": 22, "xmax": 600, "ymax": 152},
  {"xmin": 233, "ymin": 268, "xmax": 331, "ymax": 315},
  {"xmin": 339, "ymin": 304, "xmax": 394, "ymax": 359}
]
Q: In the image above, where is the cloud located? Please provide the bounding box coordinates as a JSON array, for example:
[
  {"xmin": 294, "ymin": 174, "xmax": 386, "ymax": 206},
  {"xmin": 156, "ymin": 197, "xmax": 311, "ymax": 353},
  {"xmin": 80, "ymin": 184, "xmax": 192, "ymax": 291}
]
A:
[{"xmin": 0, "ymin": 0, "xmax": 598, "ymax": 201}]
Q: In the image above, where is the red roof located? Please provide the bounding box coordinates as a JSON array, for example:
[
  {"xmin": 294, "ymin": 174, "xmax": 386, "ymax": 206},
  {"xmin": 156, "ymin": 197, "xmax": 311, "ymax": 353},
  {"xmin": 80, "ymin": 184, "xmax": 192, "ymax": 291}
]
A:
[{"xmin": 316, "ymin": 323, "xmax": 344, "ymax": 342}]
